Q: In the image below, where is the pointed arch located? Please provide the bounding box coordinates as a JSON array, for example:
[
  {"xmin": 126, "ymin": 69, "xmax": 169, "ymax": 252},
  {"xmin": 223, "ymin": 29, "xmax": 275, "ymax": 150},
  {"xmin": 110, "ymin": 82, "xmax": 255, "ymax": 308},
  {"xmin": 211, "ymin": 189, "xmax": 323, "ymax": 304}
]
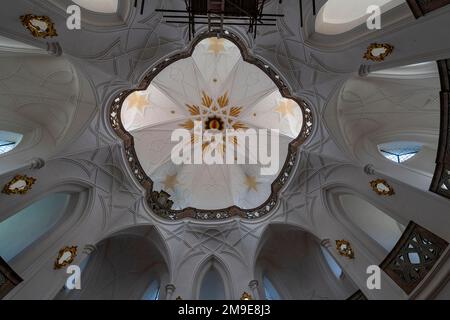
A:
[
  {"xmin": 0, "ymin": 52, "xmax": 97, "ymax": 174},
  {"xmin": 193, "ymin": 255, "xmax": 233, "ymax": 300},
  {"xmin": 55, "ymin": 225, "xmax": 170, "ymax": 300},
  {"xmin": 324, "ymin": 185, "xmax": 405, "ymax": 262},
  {"xmin": 324, "ymin": 63, "xmax": 440, "ymax": 191},
  {"xmin": 0, "ymin": 182, "xmax": 93, "ymax": 276},
  {"xmin": 254, "ymin": 223, "xmax": 357, "ymax": 300}
]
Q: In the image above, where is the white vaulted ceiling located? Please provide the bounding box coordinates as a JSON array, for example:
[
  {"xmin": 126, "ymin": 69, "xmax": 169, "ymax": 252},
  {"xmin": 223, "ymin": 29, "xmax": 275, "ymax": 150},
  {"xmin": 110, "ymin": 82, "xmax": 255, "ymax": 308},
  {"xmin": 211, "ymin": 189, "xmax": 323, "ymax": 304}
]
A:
[
  {"xmin": 121, "ymin": 37, "xmax": 303, "ymax": 210},
  {"xmin": 72, "ymin": 0, "xmax": 118, "ymax": 13}
]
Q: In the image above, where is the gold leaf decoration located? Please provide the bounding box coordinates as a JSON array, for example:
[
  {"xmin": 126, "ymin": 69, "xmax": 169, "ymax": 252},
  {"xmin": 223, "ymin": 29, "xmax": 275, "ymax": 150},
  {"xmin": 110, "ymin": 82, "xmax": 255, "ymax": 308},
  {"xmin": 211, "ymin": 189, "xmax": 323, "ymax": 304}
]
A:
[
  {"xmin": 232, "ymin": 122, "xmax": 248, "ymax": 130},
  {"xmin": 54, "ymin": 246, "xmax": 77, "ymax": 270},
  {"xmin": 336, "ymin": 240, "xmax": 355, "ymax": 259},
  {"xmin": 217, "ymin": 92, "xmax": 229, "ymax": 109},
  {"xmin": 370, "ymin": 179, "xmax": 395, "ymax": 196},
  {"xmin": 229, "ymin": 106, "xmax": 242, "ymax": 118},
  {"xmin": 20, "ymin": 14, "xmax": 57, "ymax": 39},
  {"xmin": 228, "ymin": 136, "xmax": 237, "ymax": 145},
  {"xmin": 201, "ymin": 91, "xmax": 213, "ymax": 108},
  {"xmin": 363, "ymin": 43, "xmax": 394, "ymax": 62},
  {"xmin": 2, "ymin": 175, "xmax": 36, "ymax": 195},
  {"xmin": 180, "ymin": 119, "xmax": 194, "ymax": 130},
  {"xmin": 240, "ymin": 292, "xmax": 253, "ymax": 300},
  {"xmin": 186, "ymin": 104, "xmax": 200, "ymax": 116}
]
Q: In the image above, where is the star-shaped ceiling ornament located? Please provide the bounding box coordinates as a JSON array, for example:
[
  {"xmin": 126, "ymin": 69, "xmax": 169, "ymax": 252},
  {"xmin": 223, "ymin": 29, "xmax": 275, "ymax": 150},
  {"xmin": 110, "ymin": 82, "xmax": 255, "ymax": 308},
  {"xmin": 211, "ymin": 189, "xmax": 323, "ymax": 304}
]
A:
[
  {"xmin": 208, "ymin": 37, "xmax": 225, "ymax": 55},
  {"xmin": 163, "ymin": 174, "xmax": 178, "ymax": 191},
  {"xmin": 244, "ymin": 175, "xmax": 258, "ymax": 192},
  {"xmin": 127, "ymin": 92, "xmax": 150, "ymax": 114},
  {"xmin": 275, "ymin": 99, "xmax": 296, "ymax": 118}
]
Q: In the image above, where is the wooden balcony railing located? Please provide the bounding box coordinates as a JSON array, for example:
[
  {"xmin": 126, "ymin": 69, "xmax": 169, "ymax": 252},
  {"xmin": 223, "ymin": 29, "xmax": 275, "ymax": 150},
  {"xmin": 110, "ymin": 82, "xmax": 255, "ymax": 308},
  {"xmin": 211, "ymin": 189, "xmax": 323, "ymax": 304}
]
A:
[{"xmin": 430, "ymin": 59, "xmax": 450, "ymax": 199}]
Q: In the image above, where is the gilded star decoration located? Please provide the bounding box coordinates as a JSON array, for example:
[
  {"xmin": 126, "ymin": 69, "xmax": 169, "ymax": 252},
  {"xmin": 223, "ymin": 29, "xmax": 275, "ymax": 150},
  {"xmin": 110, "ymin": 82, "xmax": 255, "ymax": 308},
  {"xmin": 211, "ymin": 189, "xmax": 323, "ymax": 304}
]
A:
[
  {"xmin": 180, "ymin": 91, "xmax": 249, "ymax": 155},
  {"xmin": 275, "ymin": 99, "xmax": 296, "ymax": 118},
  {"xmin": 163, "ymin": 174, "xmax": 178, "ymax": 191},
  {"xmin": 127, "ymin": 92, "xmax": 150, "ymax": 113},
  {"xmin": 244, "ymin": 175, "xmax": 258, "ymax": 192},
  {"xmin": 208, "ymin": 37, "xmax": 225, "ymax": 55}
]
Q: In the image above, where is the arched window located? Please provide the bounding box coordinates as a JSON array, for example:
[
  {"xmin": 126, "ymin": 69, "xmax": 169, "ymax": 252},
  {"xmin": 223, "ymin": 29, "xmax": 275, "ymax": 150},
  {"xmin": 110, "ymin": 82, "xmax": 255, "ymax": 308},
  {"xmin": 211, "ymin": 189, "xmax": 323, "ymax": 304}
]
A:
[
  {"xmin": 339, "ymin": 194, "xmax": 404, "ymax": 252},
  {"xmin": 263, "ymin": 276, "xmax": 281, "ymax": 300},
  {"xmin": 378, "ymin": 141, "xmax": 422, "ymax": 164},
  {"xmin": 0, "ymin": 131, "xmax": 22, "ymax": 155},
  {"xmin": 0, "ymin": 193, "xmax": 71, "ymax": 262},
  {"xmin": 72, "ymin": 0, "xmax": 118, "ymax": 13},
  {"xmin": 142, "ymin": 279, "xmax": 160, "ymax": 300},
  {"xmin": 315, "ymin": 0, "xmax": 406, "ymax": 35},
  {"xmin": 199, "ymin": 266, "xmax": 226, "ymax": 300},
  {"xmin": 320, "ymin": 247, "xmax": 343, "ymax": 279}
]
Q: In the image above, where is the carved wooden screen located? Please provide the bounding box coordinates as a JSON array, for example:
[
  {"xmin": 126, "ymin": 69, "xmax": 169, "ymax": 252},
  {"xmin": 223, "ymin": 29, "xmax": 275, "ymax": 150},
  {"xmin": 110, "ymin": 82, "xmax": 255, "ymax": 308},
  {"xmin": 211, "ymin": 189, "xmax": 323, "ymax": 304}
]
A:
[
  {"xmin": 407, "ymin": 0, "xmax": 450, "ymax": 18},
  {"xmin": 347, "ymin": 290, "xmax": 368, "ymax": 300},
  {"xmin": 380, "ymin": 221, "xmax": 448, "ymax": 294},
  {"xmin": 0, "ymin": 257, "xmax": 23, "ymax": 299}
]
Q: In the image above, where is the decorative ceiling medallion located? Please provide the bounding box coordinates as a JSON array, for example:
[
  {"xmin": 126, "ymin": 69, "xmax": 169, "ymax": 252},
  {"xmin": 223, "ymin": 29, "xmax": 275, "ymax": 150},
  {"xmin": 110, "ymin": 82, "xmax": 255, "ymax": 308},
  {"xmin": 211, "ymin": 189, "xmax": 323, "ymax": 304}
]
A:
[
  {"xmin": 2, "ymin": 175, "xmax": 36, "ymax": 195},
  {"xmin": 370, "ymin": 179, "xmax": 395, "ymax": 196},
  {"xmin": 363, "ymin": 43, "xmax": 394, "ymax": 62},
  {"xmin": 20, "ymin": 14, "xmax": 57, "ymax": 39},
  {"xmin": 183, "ymin": 91, "xmax": 247, "ymax": 131},
  {"xmin": 336, "ymin": 240, "xmax": 355, "ymax": 259},
  {"xmin": 54, "ymin": 246, "xmax": 77, "ymax": 270},
  {"xmin": 109, "ymin": 30, "xmax": 314, "ymax": 221},
  {"xmin": 240, "ymin": 292, "xmax": 253, "ymax": 300}
]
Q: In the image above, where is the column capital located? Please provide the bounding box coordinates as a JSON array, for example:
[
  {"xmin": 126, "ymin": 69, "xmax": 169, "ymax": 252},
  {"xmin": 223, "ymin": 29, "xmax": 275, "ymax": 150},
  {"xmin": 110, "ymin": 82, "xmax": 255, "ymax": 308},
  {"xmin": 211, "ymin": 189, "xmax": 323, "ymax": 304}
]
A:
[
  {"xmin": 248, "ymin": 280, "xmax": 259, "ymax": 290},
  {"xmin": 29, "ymin": 158, "xmax": 45, "ymax": 170}
]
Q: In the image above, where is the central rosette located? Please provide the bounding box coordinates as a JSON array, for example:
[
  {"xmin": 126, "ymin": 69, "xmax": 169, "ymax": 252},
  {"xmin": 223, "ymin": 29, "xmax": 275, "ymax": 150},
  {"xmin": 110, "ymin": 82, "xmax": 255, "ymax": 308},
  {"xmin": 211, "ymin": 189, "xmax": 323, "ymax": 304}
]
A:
[
  {"xmin": 205, "ymin": 116, "xmax": 224, "ymax": 131},
  {"xmin": 180, "ymin": 91, "xmax": 248, "ymax": 154}
]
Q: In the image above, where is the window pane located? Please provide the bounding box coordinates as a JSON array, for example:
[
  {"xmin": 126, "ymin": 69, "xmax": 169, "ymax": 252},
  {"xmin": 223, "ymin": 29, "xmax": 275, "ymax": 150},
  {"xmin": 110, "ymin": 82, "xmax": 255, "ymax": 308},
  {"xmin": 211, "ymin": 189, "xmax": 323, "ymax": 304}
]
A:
[
  {"xmin": 379, "ymin": 142, "xmax": 422, "ymax": 164},
  {"xmin": 263, "ymin": 276, "xmax": 281, "ymax": 300},
  {"xmin": 142, "ymin": 279, "xmax": 160, "ymax": 300},
  {"xmin": 0, "ymin": 141, "xmax": 16, "ymax": 154},
  {"xmin": 320, "ymin": 247, "xmax": 343, "ymax": 279},
  {"xmin": 0, "ymin": 131, "xmax": 22, "ymax": 155},
  {"xmin": 0, "ymin": 193, "xmax": 71, "ymax": 261},
  {"xmin": 199, "ymin": 267, "xmax": 226, "ymax": 300}
]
